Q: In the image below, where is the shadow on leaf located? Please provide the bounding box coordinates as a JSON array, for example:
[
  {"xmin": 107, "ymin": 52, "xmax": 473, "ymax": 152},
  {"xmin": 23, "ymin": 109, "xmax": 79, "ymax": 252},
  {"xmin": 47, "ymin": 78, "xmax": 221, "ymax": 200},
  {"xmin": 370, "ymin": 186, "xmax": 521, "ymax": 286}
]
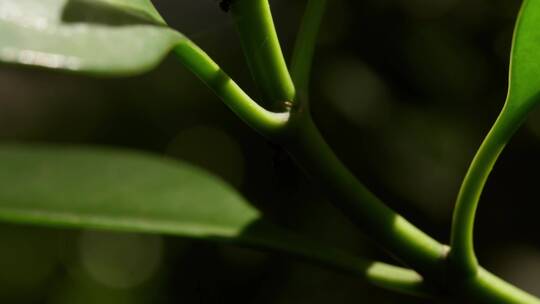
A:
[{"xmin": 61, "ymin": 0, "xmax": 164, "ymax": 27}]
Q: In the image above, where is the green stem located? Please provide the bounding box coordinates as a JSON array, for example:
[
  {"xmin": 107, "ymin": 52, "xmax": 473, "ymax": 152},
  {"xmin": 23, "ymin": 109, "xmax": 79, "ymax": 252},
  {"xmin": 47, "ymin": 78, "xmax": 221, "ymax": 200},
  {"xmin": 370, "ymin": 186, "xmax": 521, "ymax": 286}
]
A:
[
  {"xmin": 174, "ymin": 37, "xmax": 436, "ymax": 296},
  {"xmin": 449, "ymin": 106, "xmax": 525, "ymax": 276},
  {"xmin": 458, "ymin": 267, "xmax": 540, "ymax": 304},
  {"xmin": 243, "ymin": 223, "xmax": 432, "ymax": 297},
  {"xmin": 290, "ymin": 0, "xmax": 327, "ymax": 103},
  {"xmin": 174, "ymin": 39, "xmax": 540, "ymax": 303},
  {"xmin": 280, "ymin": 112, "xmax": 447, "ymax": 279},
  {"xmin": 173, "ymin": 39, "xmax": 289, "ymax": 137},
  {"xmin": 230, "ymin": 0, "xmax": 296, "ymax": 109},
  {"xmin": 173, "ymin": 15, "xmax": 540, "ymax": 304}
]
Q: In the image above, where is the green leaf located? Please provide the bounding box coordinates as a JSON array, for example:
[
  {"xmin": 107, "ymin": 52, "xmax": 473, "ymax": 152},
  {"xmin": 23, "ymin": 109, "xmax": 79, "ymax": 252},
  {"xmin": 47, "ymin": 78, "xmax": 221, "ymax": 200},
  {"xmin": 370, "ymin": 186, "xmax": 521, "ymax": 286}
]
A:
[
  {"xmin": 508, "ymin": 0, "xmax": 540, "ymax": 113},
  {"xmin": 0, "ymin": 144, "xmax": 429, "ymax": 296},
  {"xmin": 0, "ymin": 0, "xmax": 185, "ymax": 75},
  {"xmin": 0, "ymin": 144, "xmax": 260, "ymax": 237}
]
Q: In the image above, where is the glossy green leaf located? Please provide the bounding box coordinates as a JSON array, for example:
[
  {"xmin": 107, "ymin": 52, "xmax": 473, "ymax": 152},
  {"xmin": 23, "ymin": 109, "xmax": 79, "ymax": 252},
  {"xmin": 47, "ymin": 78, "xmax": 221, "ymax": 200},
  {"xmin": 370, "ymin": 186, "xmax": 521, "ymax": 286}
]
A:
[
  {"xmin": 0, "ymin": 0, "xmax": 185, "ymax": 75},
  {"xmin": 0, "ymin": 144, "xmax": 429, "ymax": 296}
]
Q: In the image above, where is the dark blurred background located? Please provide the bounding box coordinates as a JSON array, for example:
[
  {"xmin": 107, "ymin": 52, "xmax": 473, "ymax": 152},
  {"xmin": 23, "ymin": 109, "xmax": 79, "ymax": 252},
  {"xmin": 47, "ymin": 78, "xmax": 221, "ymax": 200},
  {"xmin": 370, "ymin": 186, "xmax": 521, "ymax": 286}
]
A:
[{"xmin": 1, "ymin": 0, "xmax": 539, "ymax": 303}]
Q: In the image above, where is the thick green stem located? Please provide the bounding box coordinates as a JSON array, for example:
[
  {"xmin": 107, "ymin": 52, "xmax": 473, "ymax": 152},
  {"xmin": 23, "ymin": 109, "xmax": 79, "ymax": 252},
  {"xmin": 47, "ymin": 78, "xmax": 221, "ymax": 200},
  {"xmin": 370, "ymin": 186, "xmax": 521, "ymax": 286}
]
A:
[
  {"xmin": 230, "ymin": 0, "xmax": 296, "ymax": 109},
  {"xmin": 290, "ymin": 0, "xmax": 327, "ymax": 103},
  {"xmin": 449, "ymin": 105, "xmax": 525, "ymax": 276},
  {"xmin": 280, "ymin": 113, "xmax": 447, "ymax": 279},
  {"xmin": 172, "ymin": 39, "xmax": 432, "ymax": 298}
]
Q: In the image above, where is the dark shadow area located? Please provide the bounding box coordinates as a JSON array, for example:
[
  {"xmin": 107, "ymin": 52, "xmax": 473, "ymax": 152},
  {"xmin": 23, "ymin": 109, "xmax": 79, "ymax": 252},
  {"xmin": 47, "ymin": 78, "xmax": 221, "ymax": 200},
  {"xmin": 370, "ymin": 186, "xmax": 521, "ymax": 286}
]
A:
[{"xmin": 61, "ymin": 0, "xmax": 164, "ymax": 27}]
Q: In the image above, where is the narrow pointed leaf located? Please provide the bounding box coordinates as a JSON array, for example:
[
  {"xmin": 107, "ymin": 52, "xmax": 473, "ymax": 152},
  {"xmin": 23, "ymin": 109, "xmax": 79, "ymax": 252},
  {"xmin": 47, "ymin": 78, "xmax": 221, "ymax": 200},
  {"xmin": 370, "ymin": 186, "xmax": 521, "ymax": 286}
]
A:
[{"xmin": 0, "ymin": 0, "xmax": 185, "ymax": 75}]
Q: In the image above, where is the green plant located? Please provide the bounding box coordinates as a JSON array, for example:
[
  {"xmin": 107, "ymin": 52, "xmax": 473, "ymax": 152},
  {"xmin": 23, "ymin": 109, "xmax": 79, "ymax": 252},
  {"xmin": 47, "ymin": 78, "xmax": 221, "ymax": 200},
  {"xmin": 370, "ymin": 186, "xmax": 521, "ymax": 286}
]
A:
[{"xmin": 0, "ymin": 0, "xmax": 539, "ymax": 302}]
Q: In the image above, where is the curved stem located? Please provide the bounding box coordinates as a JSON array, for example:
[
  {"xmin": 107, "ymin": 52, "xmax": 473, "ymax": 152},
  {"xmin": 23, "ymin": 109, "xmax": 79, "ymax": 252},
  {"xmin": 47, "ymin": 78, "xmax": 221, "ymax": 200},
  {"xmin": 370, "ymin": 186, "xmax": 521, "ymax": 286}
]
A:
[
  {"xmin": 449, "ymin": 106, "xmax": 525, "ymax": 276},
  {"xmin": 230, "ymin": 0, "xmax": 296, "ymax": 110},
  {"xmin": 290, "ymin": 0, "xmax": 327, "ymax": 103},
  {"xmin": 280, "ymin": 112, "xmax": 447, "ymax": 279},
  {"xmin": 173, "ymin": 40, "xmax": 289, "ymax": 137},
  {"xmin": 173, "ymin": 35, "xmax": 443, "ymax": 292}
]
